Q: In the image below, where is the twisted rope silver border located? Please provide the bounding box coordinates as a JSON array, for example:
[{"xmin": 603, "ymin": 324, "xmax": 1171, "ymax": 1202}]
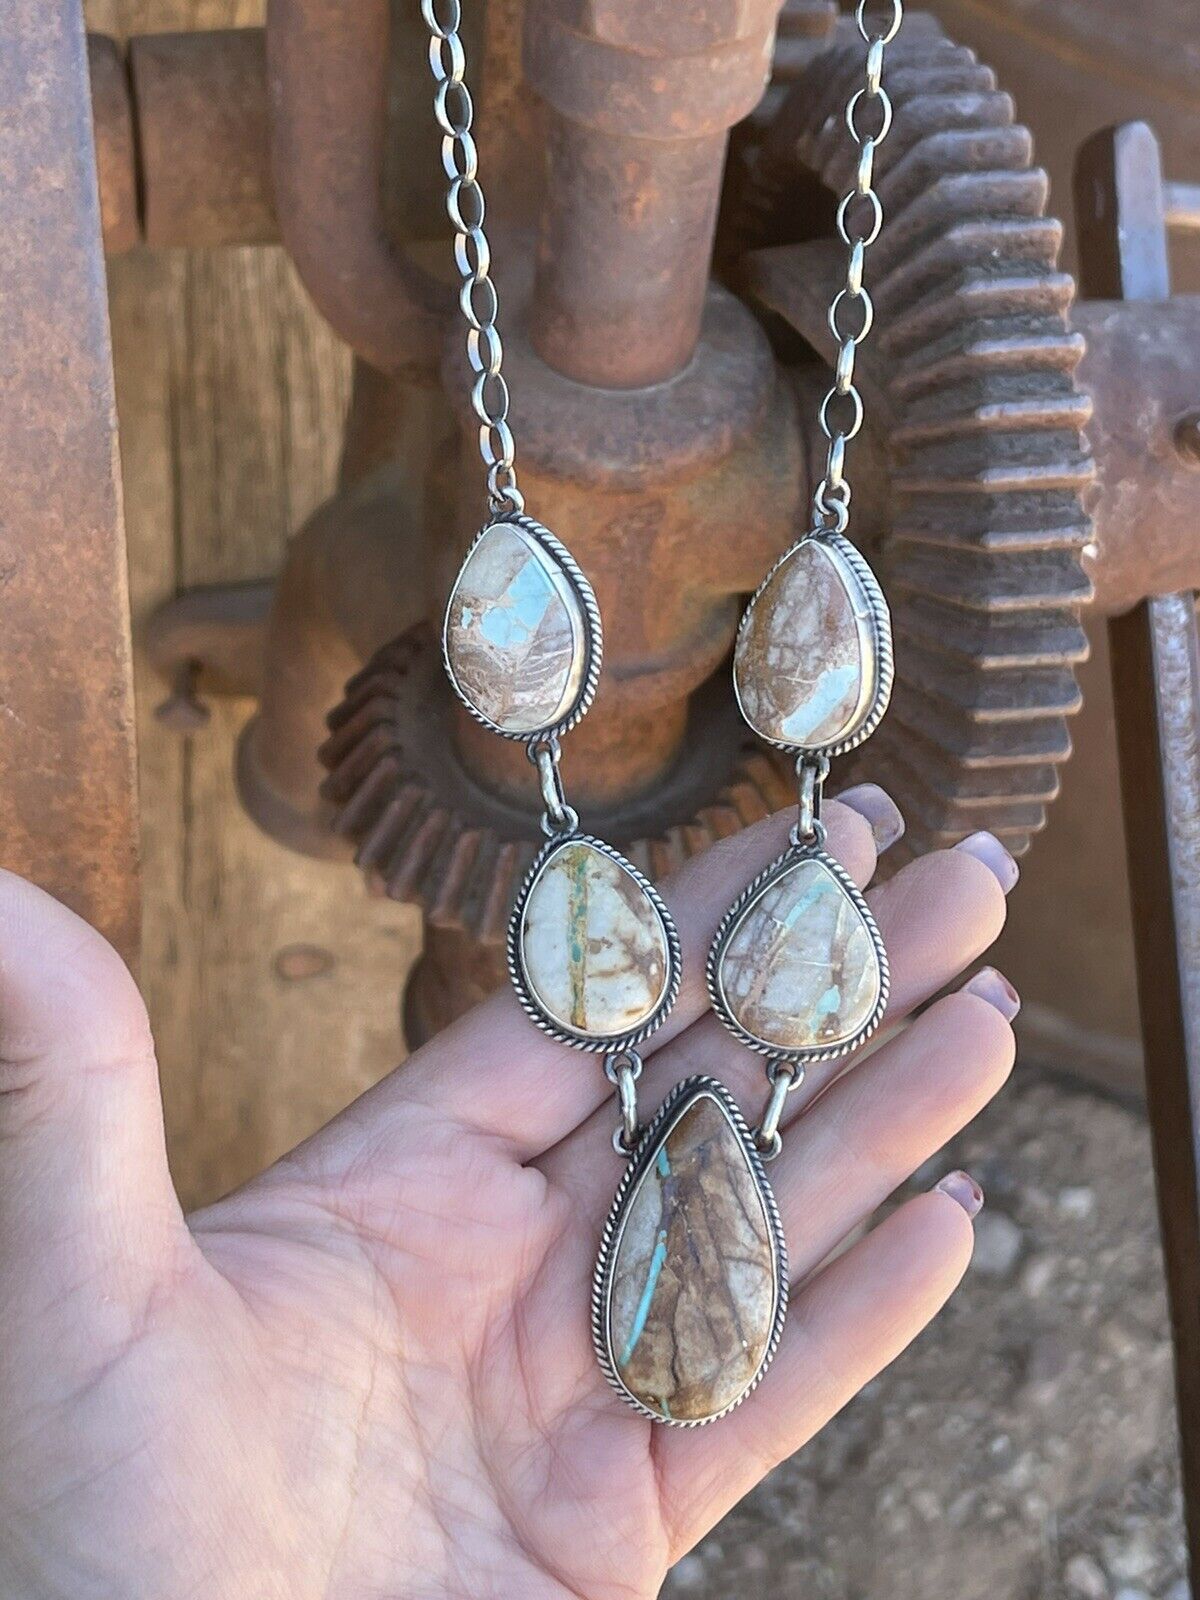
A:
[
  {"xmin": 706, "ymin": 843, "xmax": 891, "ymax": 1065},
  {"xmin": 731, "ymin": 529, "xmax": 895, "ymax": 762},
  {"xmin": 506, "ymin": 832, "xmax": 683, "ymax": 1055},
  {"xmin": 442, "ymin": 510, "xmax": 604, "ymax": 743},
  {"xmin": 592, "ymin": 1074, "xmax": 789, "ymax": 1427}
]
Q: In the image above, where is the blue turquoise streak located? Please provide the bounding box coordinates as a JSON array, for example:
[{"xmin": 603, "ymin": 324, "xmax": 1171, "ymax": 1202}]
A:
[
  {"xmin": 780, "ymin": 663, "xmax": 857, "ymax": 741},
  {"xmin": 619, "ymin": 1146, "xmax": 673, "ymax": 1368},
  {"xmin": 478, "ymin": 561, "xmax": 551, "ymax": 648}
]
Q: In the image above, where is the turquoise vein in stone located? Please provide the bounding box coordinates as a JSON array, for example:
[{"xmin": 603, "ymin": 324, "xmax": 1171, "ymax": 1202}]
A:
[
  {"xmin": 606, "ymin": 1091, "xmax": 778, "ymax": 1422},
  {"xmin": 520, "ymin": 840, "xmax": 670, "ymax": 1040},
  {"xmin": 717, "ymin": 854, "xmax": 882, "ymax": 1052},
  {"xmin": 619, "ymin": 1146, "xmax": 672, "ymax": 1368}
]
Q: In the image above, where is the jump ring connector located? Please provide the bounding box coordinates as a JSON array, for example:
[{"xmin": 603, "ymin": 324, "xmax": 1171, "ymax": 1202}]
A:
[
  {"xmin": 812, "ymin": 480, "xmax": 851, "ymax": 534},
  {"xmin": 791, "ymin": 752, "xmax": 831, "ymax": 848},
  {"xmin": 755, "ymin": 1057, "xmax": 806, "ymax": 1156},
  {"xmin": 529, "ymin": 736, "xmax": 577, "ymax": 834},
  {"xmin": 607, "ymin": 1049, "xmax": 643, "ymax": 1155}
]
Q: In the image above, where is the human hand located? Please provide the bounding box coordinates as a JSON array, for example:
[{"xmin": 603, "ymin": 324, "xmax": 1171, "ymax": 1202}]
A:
[{"xmin": 0, "ymin": 791, "xmax": 1018, "ymax": 1599}]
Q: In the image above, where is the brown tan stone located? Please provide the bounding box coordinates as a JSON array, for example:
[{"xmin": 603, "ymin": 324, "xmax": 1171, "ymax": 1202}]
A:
[
  {"xmin": 734, "ymin": 536, "xmax": 882, "ymax": 750},
  {"xmin": 605, "ymin": 1086, "xmax": 780, "ymax": 1422}
]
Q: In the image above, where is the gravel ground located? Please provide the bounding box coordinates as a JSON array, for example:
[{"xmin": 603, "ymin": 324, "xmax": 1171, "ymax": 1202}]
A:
[{"xmin": 663, "ymin": 1069, "xmax": 1186, "ymax": 1600}]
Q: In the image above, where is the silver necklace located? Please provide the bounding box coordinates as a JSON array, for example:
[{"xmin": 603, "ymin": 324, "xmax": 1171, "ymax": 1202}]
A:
[{"xmin": 427, "ymin": 0, "xmax": 901, "ymax": 1428}]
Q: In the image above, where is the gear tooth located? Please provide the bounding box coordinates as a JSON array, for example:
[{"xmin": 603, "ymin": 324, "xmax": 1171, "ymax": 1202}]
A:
[
  {"xmin": 880, "ymin": 271, "xmax": 1076, "ymax": 356},
  {"xmin": 427, "ymin": 828, "xmax": 484, "ymax": 930},
  {"xmin": 890, "ymin": 546, "xmax": 1094, "ymax": 609},
  {"xmin": 892, "ymin": 329, "xmax": 1087, "ymax": 395},
  {"xmin": 354, "ymin": 782, "xmax": 424, "ymax": 869},
  {"xmin": 897, "ymin": 598, "xmax": 1088, "ymax": 670},
  {"xmin": 477, "ymin": 842, "xmax": 529, "ymax": 946},
  {"xmin": 323, "ymin": 742, "xmax": 402, "ymax": 822},
  {"xmin": 319, "ymin": 715, "xmax": 402, "ymax": 802},
  {"xmin": 650, "ymin": 829, "xmax": 690, "ymax": 879},
  {"xmin": 873, "ymin": 169, "xmax": 1051, "ymax": 278},
  {"xmin": 869, "ymin": 746, "xmax": 1051, "ymax": 843},
  {"xmin": 888, "ymin": 684, "xmax": 1073, "ymax": 765},
  {"xmin": 697, "ymin": 803, "xmax": 746, "ymax": 841},
  {"xmin": 873, "ymin": 218, "xmax": 1064, "ymax": 315},
  {"xmin": 721, "ymin": 780, "xmax": 774, "ymax": 827},
  {"xmin": 899, "ymin": 644, "xmax": 1082, "ymax": 721},
  {"xmin": 318, "ymin": 691, "xmax": 401, "ymax": 771},
  {"xmin": 383, "ymin": 807, "xmax": 451, "ymax": 902}
]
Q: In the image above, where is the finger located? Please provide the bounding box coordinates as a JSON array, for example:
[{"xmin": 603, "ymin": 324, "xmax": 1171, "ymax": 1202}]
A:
[
  {"xmin": 539, "ymin": 834, "xmax": 1012, "ymax": 1208},
  {"xmin": 658, "ymin": 1182, "xmax": 980, "ymax": 1555},
  {"xmin": 769, "ymin": 982, "xmax": 1015, "ymax": 1282},
  {"xmin": 331, "ymin": 794, "xmax": 882, "ymax": 1167},
  {"xmin": 0, "ymin": 871, "xmax": 183, "ymax": 1300}
]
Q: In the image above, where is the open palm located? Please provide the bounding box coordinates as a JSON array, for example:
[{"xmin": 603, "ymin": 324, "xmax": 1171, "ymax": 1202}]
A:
[{"xmin": 0, "ymin": 792, "xmax": 1018, "ymax": 1600}]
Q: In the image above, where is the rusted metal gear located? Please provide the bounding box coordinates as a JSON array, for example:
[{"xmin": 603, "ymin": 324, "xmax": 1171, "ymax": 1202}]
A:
[{"xmin": 731, "ymin": 17, "xmax": 1096, "ymax": 855}]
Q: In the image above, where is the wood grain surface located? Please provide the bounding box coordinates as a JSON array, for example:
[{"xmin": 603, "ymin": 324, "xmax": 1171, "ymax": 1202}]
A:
[{"xmin": 94, "ymin": 0, "xmax": 419, "ymax": 1208}]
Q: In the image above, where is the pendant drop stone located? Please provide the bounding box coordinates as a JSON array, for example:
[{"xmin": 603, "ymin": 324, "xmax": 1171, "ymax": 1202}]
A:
[
  {"xmin": 445, "ymin": 520, "xmax": 588, "ymax": 735},
  {"xmin": 519, "ymin": 840, "xmax": 670, "ymax": 1041},
  {"xmin": 599, "ymin": 1081, "xmax": 783, "ymax": 1423},
  {"xmin": 734, "ymin": 535, "xmax": 885, "ymax": 750},
  {"xmin": 716, "ymin": 854, "xmax": 883, "ymax": 1054}
]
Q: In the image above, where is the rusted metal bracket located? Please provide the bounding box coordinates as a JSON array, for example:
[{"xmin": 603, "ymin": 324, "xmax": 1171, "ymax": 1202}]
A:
[
  {"xmin": 1078, "ymin": 120, "xmax": 1200, "ymax": 1595},
  {"xmin": 0, "ymin": 0, "xmax": 140, "ymax": 962}
]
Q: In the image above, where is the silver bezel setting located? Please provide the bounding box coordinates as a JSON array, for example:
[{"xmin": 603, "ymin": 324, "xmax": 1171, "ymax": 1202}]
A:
[
  {"xmin": 706, "ymin": 841, "xmax": 891, "ymax": 1065},
  {"xmin": 506, "ymin": 831, "xmax": 682, "ymax": 1055},
  {"xmin": 442, "ymin": 510, "xmax": 604, "ymax": 743},
  {"xmin": 592, "ymin": 1074, "xmax": 789, "ymax": 1427},
  {"xmin": 732, "ymin": 527, "xmax": 895, "ymax": 761}
]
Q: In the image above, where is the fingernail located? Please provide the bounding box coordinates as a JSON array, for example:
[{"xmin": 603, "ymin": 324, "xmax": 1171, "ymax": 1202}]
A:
[
  {"xmin": 837, "ymin": 783, "xmax": 905, "ymax": 850},
  {"xmin": 961, "ymin": 965, "xmax": 1021, "ymax": 1021},
  {"xmin": 933, "ymin": 1170, "xmax": 985, "ymax": 1219},
  {"xmin": 955, "ymin": 830, "xmax": 1020, "ymax": 893}
]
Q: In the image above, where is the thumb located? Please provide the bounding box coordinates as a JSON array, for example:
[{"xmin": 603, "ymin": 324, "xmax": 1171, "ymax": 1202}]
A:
[{"xmin": 0, "ymin": 869, "xmax": 183, "ymax": 1299}]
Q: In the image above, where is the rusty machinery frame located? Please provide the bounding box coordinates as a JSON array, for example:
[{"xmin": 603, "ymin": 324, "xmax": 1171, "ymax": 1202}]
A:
[{"xmin": 1078, "ymin": 120, "xmax": 1200, "ymax": 1589}]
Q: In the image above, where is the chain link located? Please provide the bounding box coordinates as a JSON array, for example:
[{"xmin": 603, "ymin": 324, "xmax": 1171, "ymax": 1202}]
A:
[
  {"xmin": 605, "ymin": 1050, "xmax": 643, "ymax": 1155},
  {"xmin": 811, "ymin": 1, "xmax": 903, "ymax": 534},
  {"xmin": 422, "ymin": 0, "xmax": 523, "ymax": 514},
  {"xmin": 754, "ymin": 1058, "xmax": 806, "ymax": 1160},
  {"xmin": 527, "ymin": 736, "xmax": 580, "ymax": 836}
]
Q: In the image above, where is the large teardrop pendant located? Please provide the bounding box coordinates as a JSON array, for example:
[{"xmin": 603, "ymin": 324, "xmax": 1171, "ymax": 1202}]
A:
[{"xmin": 594, "ymin": 1076, "xmax": 787, "ymax": 1425}]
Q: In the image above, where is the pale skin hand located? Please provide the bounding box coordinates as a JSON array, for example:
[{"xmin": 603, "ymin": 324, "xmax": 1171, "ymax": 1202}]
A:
[{"xmin": 0, "ymin": 792, "xmax": 1019, "ymax": 1600}]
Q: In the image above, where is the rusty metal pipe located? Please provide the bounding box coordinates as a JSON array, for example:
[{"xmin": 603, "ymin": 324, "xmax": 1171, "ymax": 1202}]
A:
[
  {"xmin": 265, "ymin": 0, "xmax": 445, "ymax": 375},
  {"xmin": 524, "ymin": 0, "xmax": 780, "ymax": 386}
]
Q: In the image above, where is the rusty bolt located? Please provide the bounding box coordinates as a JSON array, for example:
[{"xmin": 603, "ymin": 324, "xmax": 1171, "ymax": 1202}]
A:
[
  {"xmin": 1173, "ymin": 410, "xmax": 1200, "ymax": 468},
  {"xmin": 154, "ymin": 661, "xmax": 211, "ymax": 732}
]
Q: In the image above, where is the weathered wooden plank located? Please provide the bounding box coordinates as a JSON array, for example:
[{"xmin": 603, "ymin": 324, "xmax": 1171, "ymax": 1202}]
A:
[{"xmin": 98, "ymin": 0, "xmax": 419, "ymax": 1206}]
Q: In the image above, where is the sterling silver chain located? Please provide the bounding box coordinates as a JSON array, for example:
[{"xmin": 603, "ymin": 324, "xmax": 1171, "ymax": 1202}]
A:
[
  {"xmin": 811, "ymin": 0, "xmax": 903, "ymax": 536},
  {"xmin": 422, "ymin": 0, "xmax": 522, "ymax": 515},
  {"xmin": 759, "ymin": 0, "xmax": 902, "ymax": 1158}
]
